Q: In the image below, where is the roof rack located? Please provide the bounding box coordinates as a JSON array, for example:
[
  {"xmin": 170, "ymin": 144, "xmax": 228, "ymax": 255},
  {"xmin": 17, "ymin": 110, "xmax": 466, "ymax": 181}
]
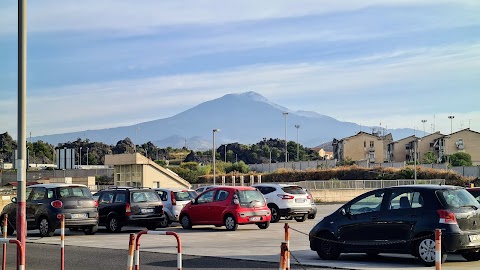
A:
[{"xmin": 107, "ymin": 186, "xmax": 152, "ymax": 190}]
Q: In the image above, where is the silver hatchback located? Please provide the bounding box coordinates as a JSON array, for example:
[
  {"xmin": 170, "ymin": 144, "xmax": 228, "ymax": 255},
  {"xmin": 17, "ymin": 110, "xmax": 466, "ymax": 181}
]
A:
[{"xmin": 155, "ymin": 188, "xmax": 197, "ymax": 227}]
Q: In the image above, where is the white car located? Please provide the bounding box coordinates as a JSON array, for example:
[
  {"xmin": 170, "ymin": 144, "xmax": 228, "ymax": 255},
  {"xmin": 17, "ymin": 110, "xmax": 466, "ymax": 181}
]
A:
[
  {"xmin": 154, "ymin": 188, "xmax": 198, "ymax": 227},
  {"xmin": 195, "ymin": 185, "xmax": 222, "ymax": 194},
  {"xmin": 252, "ymin": 183, "xmax": 314, "ymax": 223}
]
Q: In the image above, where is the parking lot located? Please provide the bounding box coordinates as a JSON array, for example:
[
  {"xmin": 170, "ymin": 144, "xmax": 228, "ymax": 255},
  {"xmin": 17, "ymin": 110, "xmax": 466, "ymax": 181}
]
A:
[{"xmin": 23, "ymin": 203, "xmax": 479, "ymax": 270}]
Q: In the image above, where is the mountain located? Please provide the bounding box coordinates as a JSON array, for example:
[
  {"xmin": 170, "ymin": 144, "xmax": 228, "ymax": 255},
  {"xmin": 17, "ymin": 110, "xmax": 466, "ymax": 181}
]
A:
[{"xmin": 33, "ymin": 91, "xmax": 416, "ymax": 149}]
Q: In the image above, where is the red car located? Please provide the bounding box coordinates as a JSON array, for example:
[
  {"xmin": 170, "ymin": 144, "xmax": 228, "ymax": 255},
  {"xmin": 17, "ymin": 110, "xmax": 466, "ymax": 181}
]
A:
[
  {"xmin": 179, "ymin": 186, "xmax": 271, "ymax": 231},
  {"xmin": 467, "ymin": 187, "xmax": 480, "ymax": 203}
]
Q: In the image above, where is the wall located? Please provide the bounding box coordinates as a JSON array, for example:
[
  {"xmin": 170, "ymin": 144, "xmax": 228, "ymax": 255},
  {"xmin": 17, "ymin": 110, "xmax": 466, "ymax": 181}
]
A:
[
  {"xmin": 249, "ymin": 160, "xmax": 336, "ymax": 173},
  {"xmin": 445, "ymin": 130, "xmax": 480, "ymax": 165},
  {"xmin": 310, "ymin": 189, "xmax": 371, "ymax": 203}
]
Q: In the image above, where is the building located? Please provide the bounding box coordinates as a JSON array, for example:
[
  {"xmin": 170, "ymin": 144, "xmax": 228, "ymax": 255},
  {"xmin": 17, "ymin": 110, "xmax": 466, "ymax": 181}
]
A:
[
  {"xmin": 333, "ymin": 131, "xmax": 392, "ymax": 163},
  {"xmin": 310, "ymin": 148, "xmax": 334, "ymax": 160},
  {"xmin": 433, "ymin": 128, "xmax": 480, "ymax": 165},
  {"xmin": 387, "ymin": 135, "xmax": 419, "ymax": 163},
  {"xmin": 104, "ymin": 153, "xmax": 191, "ymax": 189},
  {"xmin": 416, "ymin": 132, "xmax": 445, "ymax": 162}
]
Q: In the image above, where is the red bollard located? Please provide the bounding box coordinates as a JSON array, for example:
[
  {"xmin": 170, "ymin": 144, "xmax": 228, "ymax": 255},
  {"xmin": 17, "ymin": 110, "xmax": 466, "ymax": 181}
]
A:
[
  {"xmin": 284, "ymin": 223, "xmax": 290, "ymax": 270},
  {"xmin": 2, "ymin": 214, "xmax": 7, "ymax": 270},
  {"xmin": 127, "ymin": 234, "xmax": 136, "ymax": 270},
  {"xmin": 279, "ymin": 242, "xmax": 287, "ymax": 270},
  {"xmin": 435, "ymin": 229, "xmax": 442, "ymax": 270},
  {"xmin": 58, "ymin": 214, "xmax": 65, "ymax": 270}
]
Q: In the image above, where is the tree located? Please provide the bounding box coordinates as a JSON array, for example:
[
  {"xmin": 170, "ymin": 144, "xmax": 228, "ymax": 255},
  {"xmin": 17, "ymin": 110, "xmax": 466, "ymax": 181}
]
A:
[
  {"xmin": 422, "ymin": 151, "xmax": 438, "ymax": 164},
  {"xmin": 449, "ymin": 152, "xmax": 472, "ymax": 166}
]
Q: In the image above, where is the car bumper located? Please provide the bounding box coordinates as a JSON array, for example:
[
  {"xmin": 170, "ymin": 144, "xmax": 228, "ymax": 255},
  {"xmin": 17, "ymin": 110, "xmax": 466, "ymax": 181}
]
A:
[
  {"xmin": 54, "ymin": 218, "xmax": 98, "ymax": 228},
  {"xmin": 236, "ymin": 210, "xmax": 271, "ymax": 224},
  {"xmin": 127, "ymin": 214, "xmax": 165, "ymax": 225},
  {"xmin": 279, "ymin": 207, "xmax": 313, "ymax": 217},
  {"xmin": 443, "ymin": 232, "xmax": 480, "ymax": 252}
]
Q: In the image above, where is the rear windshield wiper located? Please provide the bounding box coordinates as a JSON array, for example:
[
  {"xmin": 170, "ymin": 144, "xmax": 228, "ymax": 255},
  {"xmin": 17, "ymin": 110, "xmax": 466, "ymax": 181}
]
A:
[{"xmin": 461, "ymin": 205, "xmax": 479, "ymax": 210}]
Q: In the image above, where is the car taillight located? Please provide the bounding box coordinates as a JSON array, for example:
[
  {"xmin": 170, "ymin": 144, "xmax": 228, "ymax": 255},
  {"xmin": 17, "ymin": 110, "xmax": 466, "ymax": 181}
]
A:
[
  {"xmin": 171, "ymin": 191, "xmax": 176, "ymax": 206},
  {"xmin": 277, "ymin": 194, "xmax": 294, "ymax": 200},
  {"xmin": 51, "ymin": 200, "xmax": 63, "ymax": 209},
  {"xmin": 438, "ymin": 209, "xmax": 457, "ymax": 224},
  {"xmin": 126, "ymin": 203, "xmax": 131, "ymax": 216},
  {"xmin": 94, "ymin": 200, "xmax": 98, "ymax": 207},
  {"xmin": 307, "ymin": 195, "xmax": 312, "ymax": 200}
]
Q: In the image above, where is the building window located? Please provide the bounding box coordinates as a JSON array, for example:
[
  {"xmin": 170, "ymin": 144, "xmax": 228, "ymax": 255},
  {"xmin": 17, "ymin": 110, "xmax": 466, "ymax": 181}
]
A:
[
  {"xmin": 370, "ymin": 141, "xmax": 374, "ymax": 147},
  {"xmin": 364, "ymin": 141, "xmax": 366, "ymax": 147}
]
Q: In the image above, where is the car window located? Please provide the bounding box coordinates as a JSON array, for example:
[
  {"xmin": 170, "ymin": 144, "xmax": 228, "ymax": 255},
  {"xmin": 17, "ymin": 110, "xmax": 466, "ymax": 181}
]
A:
[
  {"xmin": 99, "ymin": 192, "xmax": 114, "ymax": 204},
  {"xmin": 389, "ymin": 191, "xmax": 424, "ymax": 209},
  {"xmin": 156, "ymin": 190, "xmax": 168, "ymax": 201},
  {"xmin": 214, "ymin": 190, "xmax": 230, "ymax": 201},
  {"xmin": 282, "ymin": 186, "xmax": 306, "ymax": 195},
  {"xmin": 58, "ymin": 187, "xmax": 92, "ymax": 198},
  {"xmin": 131, "ymin": 191, "xmax": 159, "ymax": 203},
  {"xmin": 467, "ymin": 190, "xmax": 480, "ymax": 203},
  {"xmin": 47, "ymin": 189, "xmax": 55, "ymax": 199},
  {"xmin": 25, "ymin": 187, "xmax": 33, "ymax": 200},
  {"xmin": 238, "ymin": 190, "xmax": 265, "ymax": 206},
  {"xmin": 197, "ymin": 190, "xmax": 215, "ymax": 204},
  {"xmin": 30, "ymin": 188, "xmax": 46, "ymax": 200},
  {"xmin": 437, "ymin": 189, "xmax": 480, "ymax": 209},
  {"xmin": 349, "ymin": 191, "xmax": 384, "ymax": 215},
  {"xmin": 114, "ymin": 193, "xmax": 126, "ymax": 203},
  {"xmin": 175, "ymin": 191, "xmax": 196, "ymax": 201}
]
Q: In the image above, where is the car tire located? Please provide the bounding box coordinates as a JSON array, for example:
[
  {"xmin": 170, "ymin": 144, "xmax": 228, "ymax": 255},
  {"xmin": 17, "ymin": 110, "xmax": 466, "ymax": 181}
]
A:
[
  {"xmin": 269, "ymin": 205, "xmax": 280, "ymax": 223},
  {"xmin": 224, "ymin": 215, "xmax": 238, "ymax": 231},
  {"xmin": 416, "ymin": 237, "xmax": 447, "ymax": 266},
  {"xmin": 308, "ymin": 213, "xmax": 316, "ymax": 219},
  {"xmin": 38, "ymin": 217, "xmax": 55, "ymax": 237},
  {"xmin": 315, "ymin": 233, "xmax": 341, "ymax": 260},
  {"xmin": 107, "ymin": 216, "xmax": 122, "ymax": 233},
  {"xmin": 83, "ymin": 225, "xmax": 98, "ymax": 235},
  {"xmin": 1, "ymin": 216, "xmax": 14, "ymax": 236},
  {"xmin": 159, "ymin": 216, "xmax": 170, "ymax": 228},
  {"xmin": 180, "ymin": 215, "xmax": 192, "ymax": 229},
  {"xmin": 461, "ymin": 251, "xmax": 480, "ymax": 261},
  {"xmin": 294, "ymin": 214, "xmax": 307, "ymax": 222},
  {"xmin": 257, "ymin": 221, "xmax": 270, "ymax": 229}
]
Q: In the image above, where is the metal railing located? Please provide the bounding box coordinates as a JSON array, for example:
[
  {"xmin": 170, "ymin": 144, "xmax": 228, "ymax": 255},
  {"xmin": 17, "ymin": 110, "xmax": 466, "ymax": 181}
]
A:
[{"xmin": 297, "ymin": 179, "xmax": 445, "ymax": 190}]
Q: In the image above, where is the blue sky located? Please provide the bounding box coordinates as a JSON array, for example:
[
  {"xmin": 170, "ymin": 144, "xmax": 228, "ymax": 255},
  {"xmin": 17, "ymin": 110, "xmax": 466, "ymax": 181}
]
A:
[{"xmin": 1, "ymin": 0, "xmax": 479, "ymax": 139}]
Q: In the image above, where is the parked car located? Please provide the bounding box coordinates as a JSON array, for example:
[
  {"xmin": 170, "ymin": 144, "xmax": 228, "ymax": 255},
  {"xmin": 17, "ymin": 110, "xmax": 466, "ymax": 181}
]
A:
[
  {"xmin": 305, "ymin": 189, "xmax": 318, "ymax": 219},
  {"xmin": 154, "ymin": 188, "xmax": 197, "ymax": 227},
  {"xmin": 1, "ymin": 183, "xmax": 98, "ymax": 237},
  {"xmin": 252, "ymin": 183, "xmax": 314, "ymax": 223},
  {"xmin": 309, "ymin": 185, "xmax": 480, "ymax": 266},
  {"xmin": 179, "ymin": 186, "xmax": 271, "ymax": 231},
  {"xmin": 96, "ymin": 187, "xmax": 165, "ymax": 232},
  {"xmin": 195, "ymin": 185, "xmax": 221, "ymax": 194},
  {"xmin": 467, "ymin": 187, "xmax": 480, "ymax": 203}
]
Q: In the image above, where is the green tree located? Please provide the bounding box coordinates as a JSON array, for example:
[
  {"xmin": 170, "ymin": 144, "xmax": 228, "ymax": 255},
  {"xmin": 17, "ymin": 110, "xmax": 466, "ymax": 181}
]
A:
[
  {"xmin": 225, "ymin": 161, "xmax": 250, "ymax": 174},
  {"xmin": 449, "ymin": 152, "xmax": 472, "ymax": 166},
  {"xmin": 422, "ymin": 151, "xmax": 438, "ymax": 164}
]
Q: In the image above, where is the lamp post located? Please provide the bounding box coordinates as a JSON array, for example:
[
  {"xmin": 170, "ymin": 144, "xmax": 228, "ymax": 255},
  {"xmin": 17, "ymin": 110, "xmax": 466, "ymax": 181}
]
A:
[
  {"xmin": 414, "ymin": 139, "xmax": 420, "ymax": 183},
  {"xmin": 79, "ymin": 147, "xmax": 82, "ymax": 167},
  {"xmin": 294, "ymin": 125, "xmax": 300, "ymax": 161},
  {"xmin": 448, "ymin": 116, "xmax": 454, "ymax": 135},
  {"xmin": 212, "ymin": 129, "xmax": 220, "ymax": 185},
  {"xmin": 283, "ymin": 112, "xmax": 288, "ymax": 163},
  {"xmin": 86, "ymin": 147, "xmax": 89, "ymax": 166},
  {"xmin": 224, "ymin": 144, "xmax": 227, "ymax": 163},
  {"xmin": 421, "ymin": 120, "xmax": 427, "ymax": 137}
]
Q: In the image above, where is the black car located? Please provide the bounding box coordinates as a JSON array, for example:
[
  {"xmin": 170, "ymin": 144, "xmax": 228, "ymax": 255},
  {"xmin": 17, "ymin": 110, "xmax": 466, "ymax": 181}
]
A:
[
  {"xmin": 309, "ymin": 185, "xmax": 480, "ymax": 266},
  {"xmin": 1, "ymin": 184, "xmax": 98, "ymax": 237},
  {"xmin": 96, "ymin": 187, "xmax": 165, "ymax": 232}
]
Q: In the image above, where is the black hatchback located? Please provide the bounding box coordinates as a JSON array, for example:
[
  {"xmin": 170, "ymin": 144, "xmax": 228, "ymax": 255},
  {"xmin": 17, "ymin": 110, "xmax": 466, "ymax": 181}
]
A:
[
  {"xmin": 96, "ymin": 187, "xmax": 165, "ymax": 232},
  {"xmin": 309, "ymin": 185, "xmax": 480, "ymax": 266},
  {"xmin": 1, "ymin": 184, "xmax": 99, "ymax": 237}
]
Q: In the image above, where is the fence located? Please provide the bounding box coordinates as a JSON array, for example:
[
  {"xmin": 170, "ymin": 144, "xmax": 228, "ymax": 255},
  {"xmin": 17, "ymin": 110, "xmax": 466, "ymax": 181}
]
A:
[
  {"xmin": 249, "ymin": 160, "xmax": 336, "ymax": 173},
  {"xmin": 0, "ymin": 168, "xmax": 113, "ymax": 186},
  {"xmin": 296, "ymin": 179, "xmax": 445, "ymax": 190}
]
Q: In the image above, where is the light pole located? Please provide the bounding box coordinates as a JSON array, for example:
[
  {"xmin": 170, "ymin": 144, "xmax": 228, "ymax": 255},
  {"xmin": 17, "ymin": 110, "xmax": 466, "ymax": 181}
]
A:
[
  {"xmin": 86, "ymin": 147, "xmax": 89, "ymax": 166},
  {"xmin": 421, "ymin": 120, "xmax": 427, "ymax": 137},
  {"xmin": 79, "ymin": 147, "xmax": 82, "ymax": 167},
  {"xmin": 283, "ymin": 112, "xmax": 288, "ymax": 163},
  {"xmin": 294, "ymin": 125, "xmax": 300, "ymax": 161},
  {"xmin": 212, "ymin": 129, "xmax": 220, "ymax": 185},
  {"xmin": 414, "ymin": 139, "xmax": 420, "ymax": 183},
  {"xmin": 448, "ymin": 116, "xmax": 454, "ymax": 135},
  {"xmin": 224, "ymin": 144, "xmax": 227, "ymax": 163}
]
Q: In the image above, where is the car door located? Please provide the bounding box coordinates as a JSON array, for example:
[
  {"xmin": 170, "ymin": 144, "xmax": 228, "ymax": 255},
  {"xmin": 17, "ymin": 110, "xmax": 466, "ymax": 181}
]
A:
[
  {"xmin": 97, "ymin": 191, "xmax": 115, "ymax": 225},
  {"xmin": 209, "ymin": 189, "xmax": 231, "ymax": 224},
  {"xmin": 337, "ymin": 189, "xmax": 386, "ymax": 251},
  {"xmin": 188, "ymin": 190, "xmax": 216, "ymax": 224},
  {"xmin": 27, "ymin": 187, "xmax": 48, "ymax": 229}
]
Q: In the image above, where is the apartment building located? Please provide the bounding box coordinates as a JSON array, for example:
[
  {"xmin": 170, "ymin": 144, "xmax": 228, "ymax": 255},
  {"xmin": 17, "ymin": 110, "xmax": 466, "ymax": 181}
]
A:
[
  {"xmin": 333, "ymin": 131, "xmax": 392, "ymax": 163},
  {"xmin": 387, "ymin": 135, "xmax": 419, "ymax": 163},
  {"xmin": 416, "ymin": 132, "xmax": 445, "ymax": 162},
  {"xmin": 433, "ymin": 128, "xmax": 480, "ymax": 165}
]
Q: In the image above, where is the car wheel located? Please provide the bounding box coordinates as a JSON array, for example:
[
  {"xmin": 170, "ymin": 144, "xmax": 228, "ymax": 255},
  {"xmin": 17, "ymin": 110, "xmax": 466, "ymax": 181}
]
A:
[
  {"xmin": 83, "ymin": 225, "xmax": 98, "ymax": 235},
  {"xmin": 461, "ymin": 251, "xmax": 480, "ymax": 261},
  {"xmin": 315, "ymin": 233, "xmax": 341, "ymax": 260},
  {"xmin": 416, "ymin": 237, "xmax": 446, "ymax": 266},
  {"xmin": 269, "ymin": 205, "xmax": 280, "ymax": 223},
  {"xmin": 257, "ymin": 221, "xmax": 270, "ymax": 229},
  {"xmin": 294, "ymin": 214, "xmax": 307, "ymax": 222},
  {"xmin": 38, "ymin": 217, "xmax": 55, "ymax": 237},
  {"xmin": 146, "ymin": 223, "xmax": 157, "ymax": 231},
  {"xmin": 107, "ymin": 216, "xmax": 122, "ymax": 233},
  {"xmin": 224, "ymin": 215, "xmax": 238, "ymax": 231},
  {"xmin": 180, "ymin": 215, "xmax": 192, "ymax": 229},
  {"xmin": 159, "ymin": 216, "xmax": 170, "ymax": 228},
  {"xmin": 308, "ymin": 213, "xmax": 316, "ymax": 219},
  {"xmin": 1, "ymin": 216, "xmax": 14, "ymax": 236}
]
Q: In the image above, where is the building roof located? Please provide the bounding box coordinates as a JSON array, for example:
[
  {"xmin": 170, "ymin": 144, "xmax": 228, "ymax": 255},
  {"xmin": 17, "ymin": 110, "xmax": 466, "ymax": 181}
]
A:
[
  {"xmin": 436, "ymin": 128, "xmax": 480, "ymax": 139},
  {"xmin": 390, "ymin": 135, "xmax": 419, "ymax": 144}
]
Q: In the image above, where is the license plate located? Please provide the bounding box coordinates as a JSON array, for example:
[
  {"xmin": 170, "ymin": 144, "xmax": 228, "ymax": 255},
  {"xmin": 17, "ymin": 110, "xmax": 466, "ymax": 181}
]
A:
[
  {"xmin": 141, "ymin": 208, "xmax": 154, "ymax": 214},
  {"xmin": 469, "ymin": 234, "xmax": 480, "ymax": 242},
  {"xmin": 295, "ymin": 198, "xmax": 306, "ymax": 203},
  {"xmin": 71, "ymin": 213, "xmax": 88, "ymax": 219},
  {"xmin": 249, "ymin": 216, "xmax": 260, "ymax": 221}
]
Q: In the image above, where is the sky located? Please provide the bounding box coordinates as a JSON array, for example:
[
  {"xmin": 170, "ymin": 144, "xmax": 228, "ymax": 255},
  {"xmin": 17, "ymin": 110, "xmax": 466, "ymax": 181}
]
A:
[{"xmin": 1, "ymin": 0, "xmax": 479, "ymax": 140}]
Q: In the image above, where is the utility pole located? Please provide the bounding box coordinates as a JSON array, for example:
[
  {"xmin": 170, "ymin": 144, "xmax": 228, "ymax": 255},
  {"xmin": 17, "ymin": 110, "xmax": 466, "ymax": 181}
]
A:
[
  {"xmin": 448, "ymin": 116, "xmax": 455, "ymax": 135},
  {"xmin": 421, "ymin": 120, "xmax": 427, "ymax": 137},
  {"xmin": 212, "ymin": 129, "xmax": 220, "ymax": 185},
  {"xmin": 294, "ymin": 125, "xmax": 300, "ymax": 161},
  {"xmin": 283, "ymin": 112, "xmax": 288, "ymax": 163}
]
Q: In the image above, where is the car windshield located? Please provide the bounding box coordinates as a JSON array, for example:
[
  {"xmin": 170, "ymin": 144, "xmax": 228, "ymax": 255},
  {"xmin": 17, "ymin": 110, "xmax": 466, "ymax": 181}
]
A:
[
  {"xmin": 437, "ymin": 189, "xmax": 480, "ymax": 209},
  {"xmin": 131, "ymin": 191, "xmax": 160, "ymax": 203},
  {"xmin": 282, "ymin": 186, "xmax": 306, "ymax": 195},
  {"xmin": 237, "ymin": 190, "xmax": 265, "ymax": 206},
  {"xmin": 174, "ymin": 191, "xmax": 197, "ymax": 201},
  {"xmin": 58, "ymin": 187, "xmax": 92, "ymax": 198}
]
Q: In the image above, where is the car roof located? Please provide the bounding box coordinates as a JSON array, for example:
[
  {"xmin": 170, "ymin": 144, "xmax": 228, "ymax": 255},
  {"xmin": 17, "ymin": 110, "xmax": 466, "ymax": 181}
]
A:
[
  {"xmin": 210, "ymin": 186, "xmax": 257, "ymax": 191},
  {"xmin": 154, "ymin": 188, "xmax": 196, "ymax": 192},
  {"xmin": 467, "ymin": 187, "xmax": 480, "ymax": 191},
  {"xmin": 253, "ymin": 183, "xmax": 300, "ymax": 187},
  {"xmin": 389, "ymin": 184, "xmax": 460, "ymax": 190},
  {"xmin": 28, "ymin": 183, "xmax": 88, "ymax": 188}
]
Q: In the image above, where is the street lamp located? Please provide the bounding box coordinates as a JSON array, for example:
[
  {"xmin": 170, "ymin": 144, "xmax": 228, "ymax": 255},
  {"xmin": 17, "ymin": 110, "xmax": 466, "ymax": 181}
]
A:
[
  {"xmin": 414, "ymin": 139, "xmax": 421, "ymax": 183},
  {"xmin": 224, "ymin": 144, "xmax": 227, "ymax": 163},
  {"xmin": 421, "ymin": 120, "xmax": 427, "ymax": 137},
  {"xmin": 448, "ymin": 116, "xmax": 454, "ymax": 135},
  {"xmin": 86, "ymin": 147, "xmax": 89, "ymax": 166},
  {"xmin": 79, "ymin": 147, "xmax": 82, "ymax": 167},
  {"xmin": 212, "ymin": 129, "xmax": 220, "ymax": 185},
  {"xmin": 283, "ymin": 112, "xmax": 288, "ymax": 163},
  {"xmin": 294, "ymin": 125, "xmax": 300, "ymax": 161}
]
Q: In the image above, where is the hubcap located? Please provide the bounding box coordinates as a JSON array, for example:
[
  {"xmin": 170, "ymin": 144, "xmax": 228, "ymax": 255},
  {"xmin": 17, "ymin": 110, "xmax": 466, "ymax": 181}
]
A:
[
  {"xmin": 226, "ymin": 217, "xmax": 234, "ymax": 229},
  {"xmin": 40, "ymin": 219, "xmax": 48, "ymax": 235},
  {"xmin": 271, "ymin": 208, "xmax": 277, "ymax": 220},
  {"xmin": 419, "ymin": 239, "xmax": 435, "ymax": 262},
  {"xmin": 110, "ymin": 218, "xmax": 117, "ymax": 231},
  {"xmin": 182, "ymin": 216, "xmax": 189, "ymax": 227}
]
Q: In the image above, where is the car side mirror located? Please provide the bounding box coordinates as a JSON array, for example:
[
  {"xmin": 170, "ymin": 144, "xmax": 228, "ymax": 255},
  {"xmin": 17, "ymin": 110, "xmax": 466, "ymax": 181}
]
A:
[
  {"xmin": 191, "ymin": 199, "xmax": 196, "ymax": 205},
  {"xmin": 11, "ymin": 197, "xmax": 17, "ymax": 203}
]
